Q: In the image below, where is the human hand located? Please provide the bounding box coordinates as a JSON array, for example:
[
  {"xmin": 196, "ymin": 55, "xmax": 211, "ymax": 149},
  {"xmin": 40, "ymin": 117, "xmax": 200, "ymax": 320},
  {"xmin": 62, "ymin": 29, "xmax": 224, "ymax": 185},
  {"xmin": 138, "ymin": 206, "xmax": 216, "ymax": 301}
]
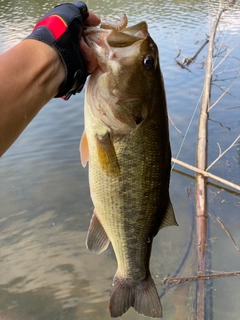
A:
[
  {"xmin": 27, "ymin": 2, "xmax": 100, "ymax": 100},
  {"xmin": 80, "ymin": 12, "xmax": 101, "ymax": 74}
]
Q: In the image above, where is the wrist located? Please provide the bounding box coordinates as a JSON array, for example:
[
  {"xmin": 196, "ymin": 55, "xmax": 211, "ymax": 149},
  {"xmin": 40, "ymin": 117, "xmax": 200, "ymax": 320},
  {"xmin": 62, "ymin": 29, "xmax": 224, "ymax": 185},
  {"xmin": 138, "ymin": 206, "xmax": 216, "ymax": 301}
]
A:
[{"xmin": 24, "ymin": 39, "xmax": 65, "ymax": 98}]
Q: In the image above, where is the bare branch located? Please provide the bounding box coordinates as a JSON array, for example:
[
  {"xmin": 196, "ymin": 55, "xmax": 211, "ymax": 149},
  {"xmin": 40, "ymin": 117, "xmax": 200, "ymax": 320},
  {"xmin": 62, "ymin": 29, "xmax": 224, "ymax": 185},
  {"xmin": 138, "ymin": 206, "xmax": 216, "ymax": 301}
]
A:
[
  {"xmin": 213, "ymin": 75, "xmax": 240, "ymax": 82},
  {"xmin": 172, "ymin": 157, "xmax": 240, "ymax": 192},
  {"xmin": 217, "ymin": 142, "xmax": 222, "ymax": 156},
  {"xmin": 214, "ymin": 68, "xmax": 240, "ymax": 75},
  {"xmin": 213, "ymin": 46, "xmax": 235, "ymax": 72},
  {"xmin": 209, "ymin": 84, "xmax": 233, "ymax": 111},
  {"xmin": 206, "ymin": 135, "xmax": 240, "ymax": 170},
  {"xmin": 195, "ymin": 5, "xmax": 226, "ymax": 319},
  {"xmin": 168, "ymin": 114, "xmax": 184, "ymax": 136}
]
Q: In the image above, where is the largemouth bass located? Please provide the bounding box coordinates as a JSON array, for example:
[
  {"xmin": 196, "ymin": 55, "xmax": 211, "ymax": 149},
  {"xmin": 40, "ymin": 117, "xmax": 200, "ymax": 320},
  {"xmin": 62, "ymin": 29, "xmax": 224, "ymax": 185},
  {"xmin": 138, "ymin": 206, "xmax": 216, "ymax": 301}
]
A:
[{"xmin": 80, "ymin": 14, "xmax": 178, "ymax": 318}]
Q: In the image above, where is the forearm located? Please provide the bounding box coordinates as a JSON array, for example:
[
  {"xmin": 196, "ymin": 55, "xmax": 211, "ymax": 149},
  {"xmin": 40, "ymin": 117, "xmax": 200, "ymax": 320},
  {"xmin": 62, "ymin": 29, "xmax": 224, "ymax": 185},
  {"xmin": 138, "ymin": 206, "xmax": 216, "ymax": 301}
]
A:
[{"xmin": 0, "ymin": 39, "xmax": 65, "ymax": 156}]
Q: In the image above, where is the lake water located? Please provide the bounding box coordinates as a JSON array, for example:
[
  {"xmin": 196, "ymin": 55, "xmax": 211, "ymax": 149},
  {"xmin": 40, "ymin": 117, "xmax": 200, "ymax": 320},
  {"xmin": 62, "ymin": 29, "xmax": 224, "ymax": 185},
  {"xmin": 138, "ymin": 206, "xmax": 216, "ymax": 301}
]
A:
[{"xmin": 0, "ymin": 0, "xmax": 240, "ymax": 319}]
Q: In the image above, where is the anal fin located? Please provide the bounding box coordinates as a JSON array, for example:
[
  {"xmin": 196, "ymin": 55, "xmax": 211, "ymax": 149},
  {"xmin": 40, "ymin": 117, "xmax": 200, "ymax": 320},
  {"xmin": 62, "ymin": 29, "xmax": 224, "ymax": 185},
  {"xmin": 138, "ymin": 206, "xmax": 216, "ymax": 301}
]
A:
[
  {"xmin": 159, "ymin": 200, "xmax": 178, "ymax": 230},
  {"xmin": 86, "ymin": 210, "xmax": 110, "ymax": 254}
]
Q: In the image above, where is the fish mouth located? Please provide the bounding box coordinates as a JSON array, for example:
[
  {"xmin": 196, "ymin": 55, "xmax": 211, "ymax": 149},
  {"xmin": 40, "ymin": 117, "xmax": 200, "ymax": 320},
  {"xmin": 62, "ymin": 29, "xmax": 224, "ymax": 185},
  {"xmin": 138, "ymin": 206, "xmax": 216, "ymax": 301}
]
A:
[{"xmin": 83, "ymin": 18, "xmax": 149, "ymax": 72}]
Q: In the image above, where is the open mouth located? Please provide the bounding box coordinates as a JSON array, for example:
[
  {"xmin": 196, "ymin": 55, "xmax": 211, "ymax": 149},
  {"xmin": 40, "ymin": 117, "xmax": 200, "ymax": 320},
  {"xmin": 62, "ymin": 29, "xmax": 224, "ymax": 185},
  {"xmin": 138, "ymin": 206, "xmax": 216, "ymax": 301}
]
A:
[{"xmin": 83, "ymin": 16, "xmax": 149, "ymax": 70}]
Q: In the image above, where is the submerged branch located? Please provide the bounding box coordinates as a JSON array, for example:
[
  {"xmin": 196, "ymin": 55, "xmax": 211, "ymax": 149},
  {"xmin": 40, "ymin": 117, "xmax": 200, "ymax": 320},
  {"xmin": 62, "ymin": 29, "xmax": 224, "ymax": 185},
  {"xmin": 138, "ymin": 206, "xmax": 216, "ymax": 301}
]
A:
[
  {"xmin": 163, "ymin": 271, "xmax": 240, "ymax": 285},
  {"xmin": 208, "ymin": 212, "xmax": 240, "ymax": 254},
  {"xmin": 175, "ymin": 59, "xmax": 192, "ymax": 73},
  {"xmin": 182, "ymin": 38, "xmax": 209, "ymax": 66},
  {"xmin": 175, "ymin": 37, "xmax": 209, "ymax": 70},
  {"xmin": 215, "ymin": 216, "xmax": 240, "ymax": 254}
]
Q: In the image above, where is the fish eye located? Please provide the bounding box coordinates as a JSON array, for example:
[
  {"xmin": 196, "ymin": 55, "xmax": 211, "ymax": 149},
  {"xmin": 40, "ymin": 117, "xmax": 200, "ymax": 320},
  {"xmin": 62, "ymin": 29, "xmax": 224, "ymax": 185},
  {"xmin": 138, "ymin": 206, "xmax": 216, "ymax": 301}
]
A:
[{"xmin": 143, "ymin": 54, "xmax": 155, "ymax": 69}]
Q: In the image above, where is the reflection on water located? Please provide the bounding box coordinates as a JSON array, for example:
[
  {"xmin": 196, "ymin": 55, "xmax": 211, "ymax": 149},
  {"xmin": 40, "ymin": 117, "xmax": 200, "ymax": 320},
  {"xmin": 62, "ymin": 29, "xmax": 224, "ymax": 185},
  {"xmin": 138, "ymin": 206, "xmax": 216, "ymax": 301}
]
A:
[
  {"xmin": 0, "ymin": 0, "xmax": 240, "ymax": 319},
  {"xmin": 0, "ymin": 209, "xmax": 115, "ymax": 319}
]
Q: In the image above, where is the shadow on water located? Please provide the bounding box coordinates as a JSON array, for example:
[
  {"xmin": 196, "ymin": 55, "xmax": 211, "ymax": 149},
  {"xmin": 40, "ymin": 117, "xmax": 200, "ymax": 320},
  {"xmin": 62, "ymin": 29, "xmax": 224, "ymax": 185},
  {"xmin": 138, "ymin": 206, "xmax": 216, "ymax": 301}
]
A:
[{"xmin": 0, "ymin": 0, "xmax": 240, "ymax": 319}]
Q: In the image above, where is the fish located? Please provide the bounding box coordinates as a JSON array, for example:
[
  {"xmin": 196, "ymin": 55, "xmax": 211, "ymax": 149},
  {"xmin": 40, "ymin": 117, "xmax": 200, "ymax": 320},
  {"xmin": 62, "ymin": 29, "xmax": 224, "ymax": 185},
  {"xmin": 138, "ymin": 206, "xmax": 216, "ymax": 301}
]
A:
[{"xmin": 80, "ymin": 14, "xmax": 178, "ymax": 319}]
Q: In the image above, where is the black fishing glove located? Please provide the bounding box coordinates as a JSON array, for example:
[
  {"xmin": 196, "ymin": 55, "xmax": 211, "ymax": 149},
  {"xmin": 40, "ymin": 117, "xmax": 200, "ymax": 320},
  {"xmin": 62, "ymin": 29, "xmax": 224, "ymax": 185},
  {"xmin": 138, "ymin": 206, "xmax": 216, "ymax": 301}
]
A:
[{"xmin": 26, "ymin": 2, "xmax": 89, "ymax": 100}]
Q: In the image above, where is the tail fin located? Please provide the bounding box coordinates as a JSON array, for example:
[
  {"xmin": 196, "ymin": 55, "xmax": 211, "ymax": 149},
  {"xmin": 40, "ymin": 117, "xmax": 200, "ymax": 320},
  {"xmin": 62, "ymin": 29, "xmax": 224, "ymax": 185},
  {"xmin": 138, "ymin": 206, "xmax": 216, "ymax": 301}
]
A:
[{"xmin": 109, "ymin": 272, "xmax": 162, "ymax": 318}]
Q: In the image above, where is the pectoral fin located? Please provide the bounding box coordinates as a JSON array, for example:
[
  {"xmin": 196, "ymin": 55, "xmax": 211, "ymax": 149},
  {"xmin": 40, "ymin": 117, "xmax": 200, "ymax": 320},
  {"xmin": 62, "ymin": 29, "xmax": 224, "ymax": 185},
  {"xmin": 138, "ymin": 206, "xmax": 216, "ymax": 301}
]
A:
[
  {"xmin": 95, "ymin": 132, "xmax": 120, "ymax": 177},
  {"xmin": 86, "ymin": 210, "xmax": 110, "ymax": 254},
  {"xmin": 80, "ymin": 131, "xmax": 89, "ymax": 167},
  {"xmin": 159, "ymin": 200, "xmax": 178, "ymax": 229}
]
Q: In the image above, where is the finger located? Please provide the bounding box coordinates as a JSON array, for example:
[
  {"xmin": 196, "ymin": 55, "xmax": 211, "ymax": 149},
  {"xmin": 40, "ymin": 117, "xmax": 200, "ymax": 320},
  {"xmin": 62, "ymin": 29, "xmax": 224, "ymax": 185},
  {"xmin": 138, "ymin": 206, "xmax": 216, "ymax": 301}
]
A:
[
  {"xmin": 85, "ymin": 11, "xmax": 101, "ymax": 26},
  {"xmin": 80, "ymin": 38, "xmax": 98, "ymax": 74}
]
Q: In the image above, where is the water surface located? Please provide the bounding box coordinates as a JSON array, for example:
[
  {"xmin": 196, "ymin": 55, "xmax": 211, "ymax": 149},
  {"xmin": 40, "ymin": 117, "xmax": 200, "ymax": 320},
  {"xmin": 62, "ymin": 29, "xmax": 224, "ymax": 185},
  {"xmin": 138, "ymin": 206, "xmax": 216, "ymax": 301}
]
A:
[{"xmin": 0, "ymin": 0, "xmax": 240, "ymax": 319}]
